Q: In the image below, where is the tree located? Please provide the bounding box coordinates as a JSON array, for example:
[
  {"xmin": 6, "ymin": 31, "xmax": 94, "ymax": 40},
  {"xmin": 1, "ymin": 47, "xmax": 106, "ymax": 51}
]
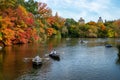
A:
[
  {"xmin": 107, "ymin": 28, "xmax": 115, "ymax": 38},
  {"xmin": 113, "ymin": 20, "xmax": 120, "ymax": 37},
  {"xmin": 97, "ymin": 23, "xmax": 107, "ymax": 37},
  {"xmin": 37, "ymin": 2, "xmax": 52, "ymax": 19},
  {"xmin": 0, "ymin": 0, "xmax": 17, "ymax": 10},
  {"xmin": 86, "ymin": 21, "xmax": 98, "ymax": 38},
  {"xmin": 52, "ymin": 12, "xmax": 65, "ymax": 30},
  {"xmin": 24, "ymin": 0, "xmax": 38, "ymax": 15},
  {"xmin": 78, "ymin": 24, "xmax": 89, "ymax": 37},
  {"xmin": 65, "ymin": 18, "xmax": 79, "ymax": 37},
  {"xmin": 16, "ymin": 0, "xmax": 25, "ymax": 6}
]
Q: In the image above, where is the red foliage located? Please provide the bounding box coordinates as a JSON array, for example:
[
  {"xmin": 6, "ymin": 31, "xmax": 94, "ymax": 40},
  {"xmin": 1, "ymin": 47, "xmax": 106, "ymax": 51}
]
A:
[
  {"xmin": 47, "ymin": 17, "xmax": 56, "ymax": 26},
  {"xmin": 16, "ymin": 5, "xmax": 35, "ymax": 27}
]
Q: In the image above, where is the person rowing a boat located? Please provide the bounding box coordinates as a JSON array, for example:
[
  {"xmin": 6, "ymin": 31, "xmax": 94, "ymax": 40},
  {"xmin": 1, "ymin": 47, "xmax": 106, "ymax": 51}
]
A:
[
  {"xmin": 50, "ymin": 49, "xmax": 56, "ymax": 55},
  {"xmin": 34, "ymin": 56, "xmax": 41, "ymax": 61}
]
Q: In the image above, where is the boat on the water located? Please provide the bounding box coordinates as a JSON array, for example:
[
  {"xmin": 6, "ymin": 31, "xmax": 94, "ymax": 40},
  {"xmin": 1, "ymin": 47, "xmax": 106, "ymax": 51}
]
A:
[
  {"xmin": 49, "ymin": 53, "xmax": 60, "ymax": 61},
  {"xmin": 32, "ymin": 56, "xmax": 42, "ymax": 66},
  {"xmin": 105, "ymin": 44, "xmax": 112, "ymax": 48},
  {"xmin": 49, "ymin": 49, "xmax": 60, "ymax": 61},
  {"xmin": 79, "ymin": 40, "xmax": 88, "ymax": 44}
]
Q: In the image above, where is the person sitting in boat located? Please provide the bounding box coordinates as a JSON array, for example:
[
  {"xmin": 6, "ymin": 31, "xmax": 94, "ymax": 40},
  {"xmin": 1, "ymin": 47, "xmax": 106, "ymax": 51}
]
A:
[
  {"xmin": 50, "ymin": 49, "xmax": 57, "ymax": 55},
  {"xmin": 34, "ymin": 56, "xmax": 41, "ymax": 61},
  {"xmin": 81, "ymin": 40, "xmax": 83, "ymax": 43}
]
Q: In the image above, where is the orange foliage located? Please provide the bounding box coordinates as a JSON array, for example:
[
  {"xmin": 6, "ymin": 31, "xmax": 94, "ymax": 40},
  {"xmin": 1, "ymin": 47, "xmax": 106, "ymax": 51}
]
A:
[
  {"xmin": 17, "ymin": 5, "xmax": 28, "ymax": 17},
  {"xmin": 47, "ymin": 17, "xmax": 55, "ymax": 26},
  {"xmin": 16, "ymin": 5, "xmax": 35, "ymax": 27},
  {"xmin": 0, "ymin": 1, "xmax": 66, "ymax": 45},
  {"xmin": 97, "ymin": 23, "xmax": 106, "ymax": 31},
  {"xmin": 101, "ymin": 25, "xmax": 106, "ymax": 31},
  {"xmin": 40, "ymin": 27, "xmax": 45, "ymax": 33},
  {"xmin": 2, "ymin": 28, "xmax": 15, "ymax": 40},
  {"xmin": 37, "ymin": 19, "xmax": 44, "ymax": 27},
  {"xmin": 2, "ymin": 28, "xmax": 15, "ymax": 45},
  {"xmin": 0, "ymin": 3, "xmax": 40, "ymax": 45},
  {"xmin": 46, "ymin": 28, "xmax": 54, "ymax": 37},
  {"xmin": 31, "ymin": 28, "xmax": 39, "ymax": 41},
  {"xmin": 38, "ymin": 2, "xmax": 52, "ymax": 18},
  {"xmin": 1, "ymin": 16, "xmax": 14, "ymax": 29},
  {"xmin": 47, "ymin": 13, "xmax": 65, "ymax": 29},
  {"xmin": 13, "ymin": 28, "xmax": 39, "ymax": 44},
  {"xmin": 0, "ymin": 8, "xmax": 17, "ymax": 29}
]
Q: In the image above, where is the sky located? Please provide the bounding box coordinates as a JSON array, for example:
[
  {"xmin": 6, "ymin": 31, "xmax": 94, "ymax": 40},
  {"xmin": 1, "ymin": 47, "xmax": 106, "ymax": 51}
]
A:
[{"xmin": 34, "ymin": 0, "xmax": 120, "ymax": 22}]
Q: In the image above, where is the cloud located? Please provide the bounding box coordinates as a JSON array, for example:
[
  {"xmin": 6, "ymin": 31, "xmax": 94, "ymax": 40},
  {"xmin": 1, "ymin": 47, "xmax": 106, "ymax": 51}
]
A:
[{"xmin": 36, "ymin": 0, "xmax": 120, "ymax": 22}]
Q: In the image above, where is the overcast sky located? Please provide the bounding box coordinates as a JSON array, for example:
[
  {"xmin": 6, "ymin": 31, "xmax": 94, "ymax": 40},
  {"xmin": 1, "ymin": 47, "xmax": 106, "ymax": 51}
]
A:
[{"xmin": 34, "ymin": 0, "xmax": 120, "ymax": 22}]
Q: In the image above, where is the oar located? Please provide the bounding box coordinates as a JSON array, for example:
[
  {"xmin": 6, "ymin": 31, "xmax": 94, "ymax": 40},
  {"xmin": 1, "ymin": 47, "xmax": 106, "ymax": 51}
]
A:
[
  {"xmin": 42, "ymin": 58, "xmax": 50, "ymax": 60},
  {"xmin": 57, "ymin": 51, "xmax": 64, "ymax": 54},
  {"xmin": 45, "ymin": 54, "xmax": 49, "ymax": 57},
  {"xmin": 23, "ymin": 58, "xmax": 33, "ymax": 62}
]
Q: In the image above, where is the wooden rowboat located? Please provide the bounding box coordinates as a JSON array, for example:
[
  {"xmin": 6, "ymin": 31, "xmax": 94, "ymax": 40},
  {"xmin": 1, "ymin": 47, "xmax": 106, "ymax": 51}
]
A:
[
  {"xmin": 32, "ymin": 56, "xmax": 42, "ymax": 66},
  {"xmin": 49, "ymin": 53, "xmax": 60, "ymax": 61},
  {"xmin": 105, "ymin": 44, "xmax": 112, "ymax": 48}
]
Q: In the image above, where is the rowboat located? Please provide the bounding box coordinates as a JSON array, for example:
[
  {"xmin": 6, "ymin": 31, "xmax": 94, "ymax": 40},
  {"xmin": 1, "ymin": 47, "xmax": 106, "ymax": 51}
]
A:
[
  {"xmin": 32, "ymin": 56, "xmax": 42, "ymax": 66},
  {"xmin": 105, "ymin": 44, "xmax": 112, "ymax": 48},
  {"xmin": 49, "ymin": 53, "xmax": 60, "ymax": 61}
]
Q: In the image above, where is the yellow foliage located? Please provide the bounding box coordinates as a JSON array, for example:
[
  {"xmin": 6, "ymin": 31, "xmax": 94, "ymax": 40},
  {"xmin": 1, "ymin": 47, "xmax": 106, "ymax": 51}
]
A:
[
  {"xmin": 18, "ymin": 5, "xmax": 28, "ymax": 16},
  {"xmin": 40, "ymin": 27, "xmax": 45, "ymax": 33},
  {"xmin": 53, "ymin": 29, "xmax": 57, "ymax": 34},
  {"xmin": 0, "ymin": 32, "xmax": 2, "ymax": 41},
  {"xmin": 39, "ymin": 20, "xmax": 44, "ymax": 27},
  {"xmin": 107, "ymin": 29, "xmax": 114, "ymax": 38},
  {"xmin": 0, "ymin": 16, "xmax": 14, "ymax": 29},
  {"xmin": 0, "ymin": 37, "xmax": 2, "ymax": 40},
  {"xmin": 2, "ymin": 28, "xmax": 15, "ymax": 39},
  {"xmin": 0, "ymin": 16, "xmax": 2, "ymax": 21},
  {"xmin": 17, "ymin": 25, "xmax": 21, "ymax": 28}
]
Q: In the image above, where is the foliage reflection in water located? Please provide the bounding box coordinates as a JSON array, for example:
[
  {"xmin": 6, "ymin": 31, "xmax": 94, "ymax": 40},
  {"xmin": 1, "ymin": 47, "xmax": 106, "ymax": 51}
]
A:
[{"xmin": 0, "ymin": 38, "xmax": 120, "ymax": 80}]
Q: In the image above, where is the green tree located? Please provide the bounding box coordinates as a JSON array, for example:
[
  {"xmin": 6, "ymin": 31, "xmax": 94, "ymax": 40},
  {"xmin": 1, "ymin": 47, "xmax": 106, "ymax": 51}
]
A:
[
  {"xmin": 65, "ymin": 18, "xmax": 79, "ymax": 37},
  {"xmin": 78, "ymin": 24, "xmax": 89, "ymax": 37},
  {"xmin": 24, "ymin": 0, "xmax": 38, "ymax": 15},
  {"xmin": 97, "ymin": 23, "xmax": 107, "ymax": 37}
]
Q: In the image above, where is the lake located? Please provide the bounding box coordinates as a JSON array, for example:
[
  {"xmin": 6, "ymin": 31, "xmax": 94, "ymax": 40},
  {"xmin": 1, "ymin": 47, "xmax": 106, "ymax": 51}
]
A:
[{"xmin": 0, "ymin": 38, "xmax": 120, "ymax": 80}]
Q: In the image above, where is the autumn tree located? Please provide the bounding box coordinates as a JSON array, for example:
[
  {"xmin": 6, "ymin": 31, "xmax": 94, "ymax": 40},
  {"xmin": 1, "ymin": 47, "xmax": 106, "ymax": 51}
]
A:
[
  {"xmin": 52, "ymin": 12, "xmax": 65, "ymax": 30},
  {"xmin": 97, "ymin": 22, "xmax": 107, "ymax": 37},
  {"xmin": 86, "ymin": 21, "xmax": 98, "ymax": 38},
  {"xmin": 37, "ymin": 2, "xmax": 52, "ymax": 19},
  {"xmin": 113, "ymin": 20, "xmax": 120, "ymax": 37},
  {"xmin": 0, "ymin": 0, "xmax": 17, "ymax": 11}
]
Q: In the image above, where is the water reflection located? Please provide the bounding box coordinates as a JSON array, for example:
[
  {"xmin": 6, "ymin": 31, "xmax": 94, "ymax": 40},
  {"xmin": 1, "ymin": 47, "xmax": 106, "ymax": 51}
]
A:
[
  {"xmin": 116, "ymin": 58, "xmax": 120, "ymax": 64},
  {"xmin": 0, "ymin": 38, "xmax": 120, "ymax": 80},
  {"xmin": 0, "ymin": 38, "xmax": 64, "ymax": 80},
  {"xmin": 0, "ymin": 45, "xmax": 35, "ymax": 80},
  {"xmin": 116, "ymin": 45, "xmax": 120, "ymax": 64}
]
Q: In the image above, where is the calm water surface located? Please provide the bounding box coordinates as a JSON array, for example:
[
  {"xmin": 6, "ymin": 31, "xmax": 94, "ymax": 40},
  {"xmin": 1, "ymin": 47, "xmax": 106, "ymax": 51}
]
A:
[{"xmin": 0, "ymin": 38, "xmax": 120, "ymax": 80}]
